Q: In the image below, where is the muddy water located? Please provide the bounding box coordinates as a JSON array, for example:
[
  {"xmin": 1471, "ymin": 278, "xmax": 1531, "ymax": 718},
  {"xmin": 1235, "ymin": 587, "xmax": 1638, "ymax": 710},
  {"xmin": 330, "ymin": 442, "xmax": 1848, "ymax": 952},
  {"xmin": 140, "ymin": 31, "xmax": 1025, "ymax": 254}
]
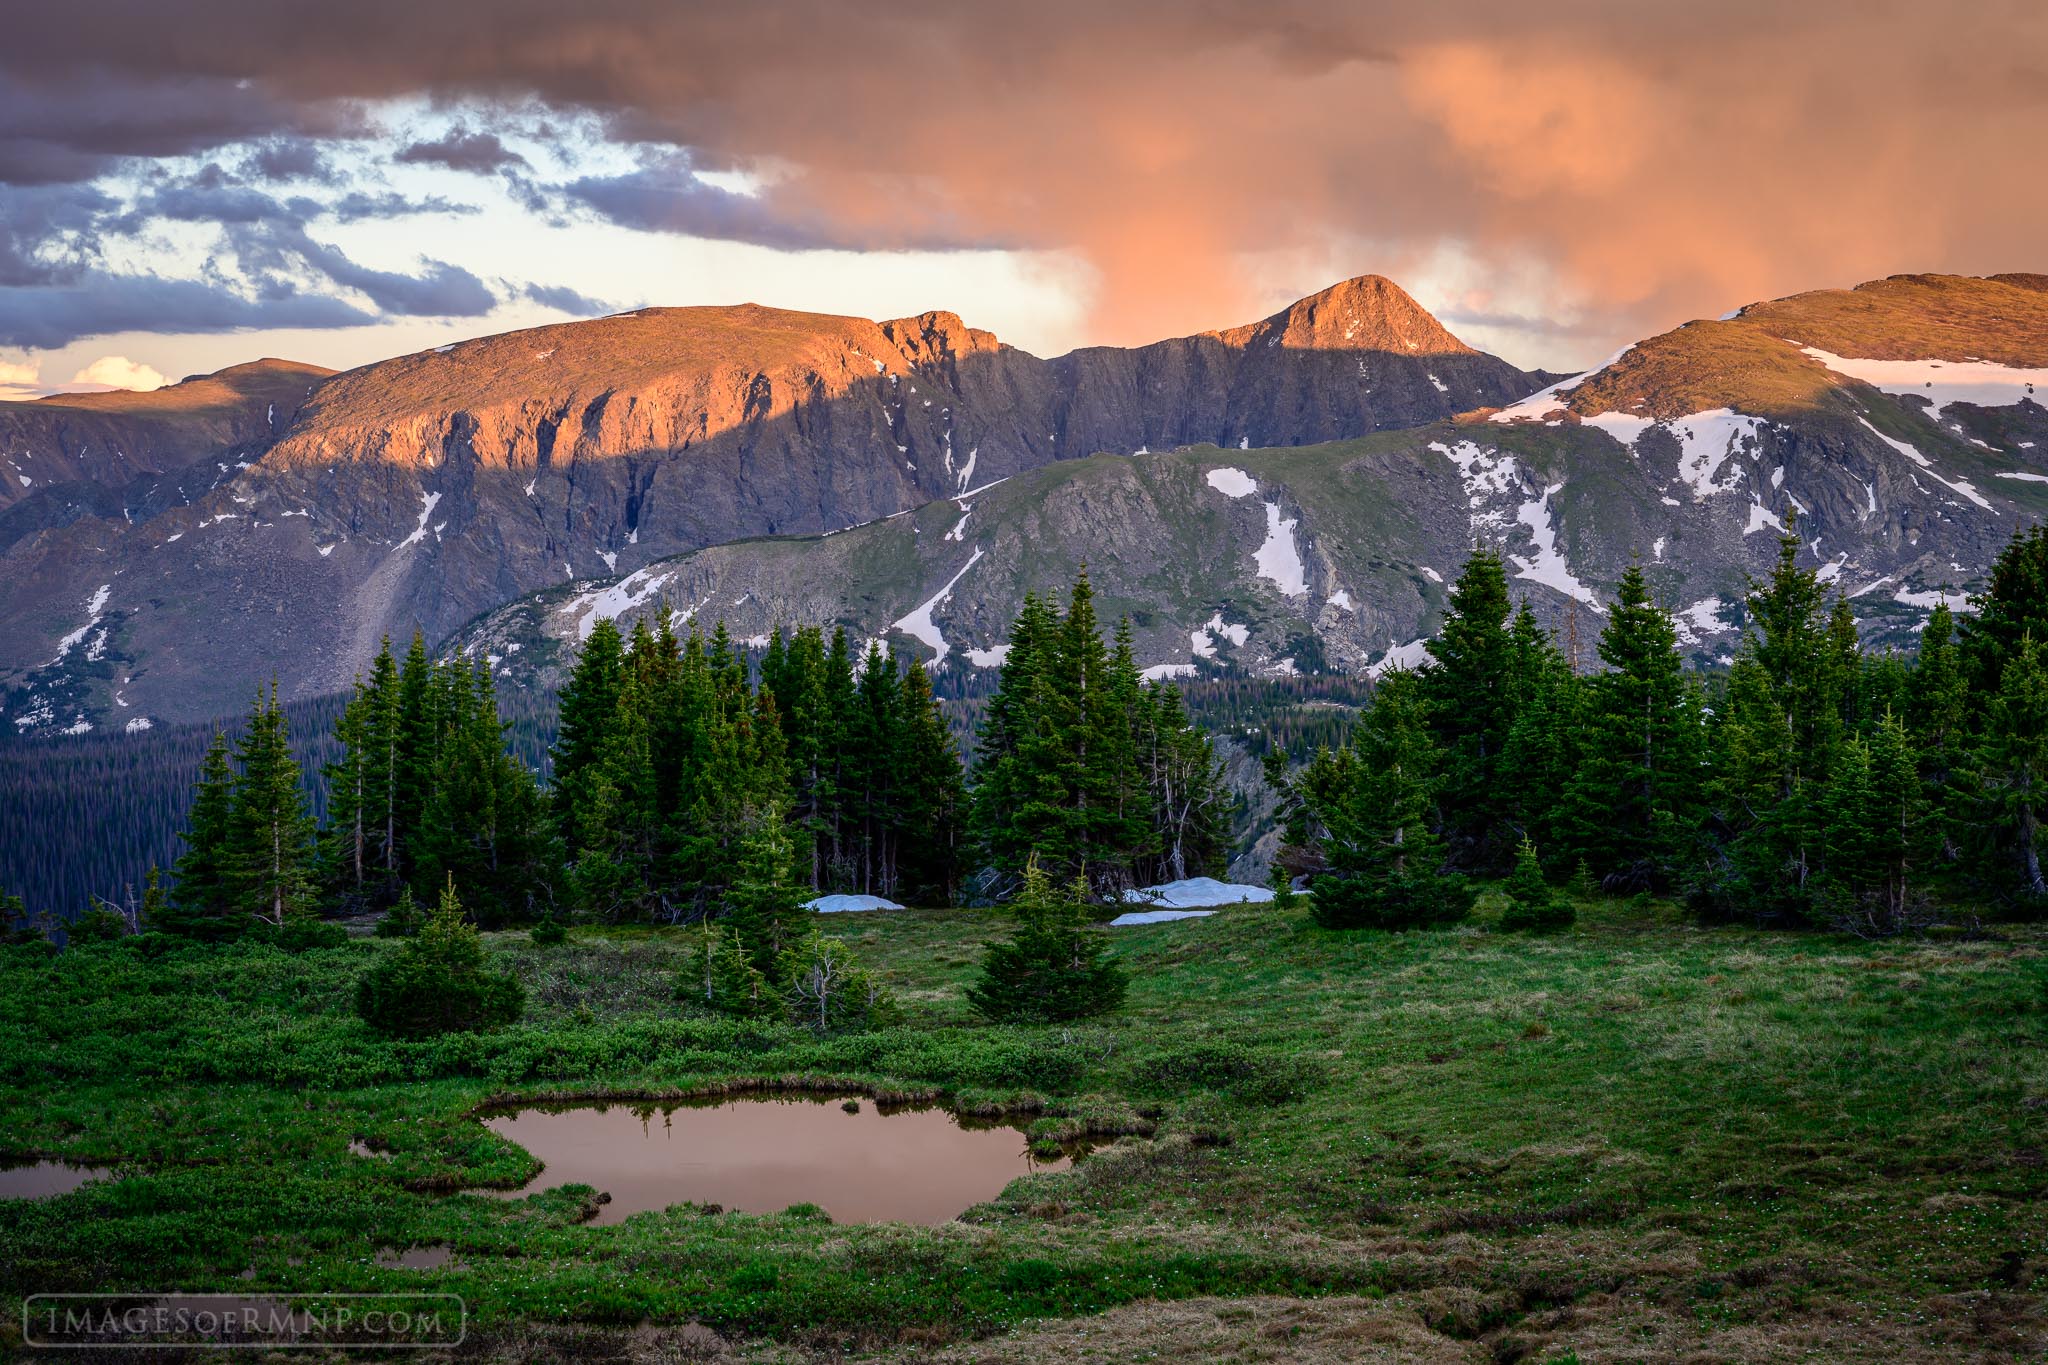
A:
[
  {"xmin": 0, "ymin": 1161, "xmax": 111, "ymax": 1199},
  {"xmin": 482, "ymin": 1097, "xmax": 1072, "ymax": 1226}
]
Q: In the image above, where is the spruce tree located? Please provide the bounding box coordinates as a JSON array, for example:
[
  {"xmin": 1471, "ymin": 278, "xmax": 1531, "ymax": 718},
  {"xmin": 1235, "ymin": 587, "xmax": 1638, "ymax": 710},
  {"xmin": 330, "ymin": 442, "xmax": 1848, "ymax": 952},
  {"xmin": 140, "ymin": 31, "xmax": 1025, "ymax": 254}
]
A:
[
  {"xmin": 227, "ymin": 682, "xmax": 317, "ymax": 930},
  {"xmin": 1561, "ymin": 564, "xmax": 1701, "ymax": 890},
  {"xmin": 1422, "ymin": 549, "xmax": 1521, "ymax": 867},
  {"xmin": 967, "ymin": 860, "xmax": 1128, "ymax": 1022},
  {"xmin": 161, "ymin": 731, "xmax": 241, "ymax": 940},
  {"xmin": 721, "ymin": 813, "xmax": 810, "ymax": 983},
  {"xmin": 321, "ymin": 677, "xmax": 374, "ymax": 906},
  {"xmin": 355, "ymin": 878, "xmax": 524, "ymax": 1037},
  {"xmin": 895, "ymin": 659, "xmax": 968, "ymax": 905},
  {"xmin": 551, "ymin": 617, "xmax": 628, "ymax": 856},
  {"xmin": 1499, "ymin": 836, "xmax": 1574, "ymax": 932},
  {"xmin": 683, "ymin": 919, "xmax": 777, "ymax": 1017},
  {"xmin": 1305, "ymin": 671, "xmax": 1474, "ymax": 930},
  {"xmin": 1817, "ymin": 711, "xmax": 1927, "ymax": 933},
  {"xmin": 1980, "ymin": 633, "xmax": 2048, "ymax": 897}
]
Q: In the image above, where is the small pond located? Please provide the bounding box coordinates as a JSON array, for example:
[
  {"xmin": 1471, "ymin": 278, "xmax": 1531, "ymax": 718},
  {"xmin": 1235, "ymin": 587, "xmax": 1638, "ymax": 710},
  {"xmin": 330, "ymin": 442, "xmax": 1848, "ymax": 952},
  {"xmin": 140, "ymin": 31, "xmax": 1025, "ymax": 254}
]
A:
[
  {"xmin": 481, "ymin": 1096, "xmax": 1074, "ymax": 1226},
  {"xmin": 0, "ymin": 1161, "xmax": 112, "ymax": 1200}
]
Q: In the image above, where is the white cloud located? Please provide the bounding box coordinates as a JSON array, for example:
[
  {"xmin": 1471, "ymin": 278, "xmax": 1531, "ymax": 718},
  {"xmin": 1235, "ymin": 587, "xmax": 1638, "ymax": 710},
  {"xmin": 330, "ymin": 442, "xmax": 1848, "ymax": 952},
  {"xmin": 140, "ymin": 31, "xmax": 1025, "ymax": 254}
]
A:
[
  {"xmin": 0, "ymin": 359, "xmax": 40, "ymax": 402},
  {"xmin": 69, "ymin": 356, "xmax": 169, "ymax": 391}
]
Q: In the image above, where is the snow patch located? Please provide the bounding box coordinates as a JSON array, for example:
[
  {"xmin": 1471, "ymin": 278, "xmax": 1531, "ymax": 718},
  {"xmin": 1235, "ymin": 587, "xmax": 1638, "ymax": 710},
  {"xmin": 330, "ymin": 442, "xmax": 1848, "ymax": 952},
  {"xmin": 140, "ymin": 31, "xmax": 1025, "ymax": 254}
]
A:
[
  {"xmin": 1141, "ymin": 662, "xmax": 1199, "ymax": 681},
  {"xmin": 964, "ymin": 645, "xmax": 1011, "ymax": 668},
  {"xmin": 1509, "ymin": 486, "xmax": 1603, "ymax": 610},
  {"xmin": 558, "ymin": 568, "xmax": 674, "ymax": 641},
  {"xmin": 1669, "ymin": 410, "xmax": 1767, "ymax": 499},
  {"xmin": 1487, "ymin": 347, "xmax": 1633, "ymax": 423},
  {"xmin": 54, "ymin": 584, "xmax": 112, "ymax": 662},
  {"xmin": 398, "ymin": 491, "xmax": 442, "ymax": 548},
  {"xmin": 1121, "ymin": 877, "xmax": 1272, "ymax": 908},
  {"xmin": 892, "ymin": 549, "xmax": 984, "ymax": 666},
  {"xmin": 1672, "ymin": 597, "xmax": 1735, "ymax": 645},
  {"xmin": 1369, "ymin": 639, "xmax": 1432, "ymax": 677},
  {"xmin": 1744, "ymin": 502, "xmax": 1786, "ymax": 536},
  {"xmin": 1855, "ymin": 417, "xmax": 1994, "ymax": 512},
  {"xmin": 805, "ymin": 893, "xmax": 902, "ymax": 913},
  {"xmin": 1190, "ymin": 613, "xmax": 1248, "ymax": 660},
  {"xmin": 1253, "ymin": 501, "xmax": 1309, "ymax": 597},
  {"xmin": 1801, "ymin": 347, "xmax": 2048, "ymax": 418},
  {"xmin": 125, "ymin": 717, "xmax": 153, "ymax": 733},
  {"xmin": 598, "ymin": 550, "xmax": 617, "ymax": 572},
  {"xmin": 1327, "ymin": 589, "xmax": 1356, "ymax": 611},
  {"xmin": 1894, "ymin": 586, "xmax": 1972, "ymax": 612},
  {"xmin": 1205, "ymin": 466, "xmax": 1258, "ymax": 498},
  {"xmin": 1108, "ymin": 909, "xmax": 1216, "ymax": 926},
  {"xmin": 1996, "ymin": 472, "xmax": 2048, "ymax": 483}
]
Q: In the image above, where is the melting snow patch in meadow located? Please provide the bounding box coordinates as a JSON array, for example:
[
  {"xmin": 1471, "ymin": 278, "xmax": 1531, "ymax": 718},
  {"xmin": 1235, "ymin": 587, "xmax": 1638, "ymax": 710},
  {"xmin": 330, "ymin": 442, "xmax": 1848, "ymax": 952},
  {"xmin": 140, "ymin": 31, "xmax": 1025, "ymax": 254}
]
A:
[
  {"xmin": 1254, "ymin": 502, "xmax": 1309, "ymax": 597},
  {"xmin": 1190, "ymin": 613, "xmax": 1248, "ymax": 660},
  {"xmin": 1109, "ymin": 909, "xmax": 1216, "ymax": 926},
  {"xmin": 1802, "ymin": 348, "xmax": 2048, "ymax": 418},
  {"xmin": 398, "ymin": 491, "xmax": 442, "ymax": 548},
  {"xmin": 559, "ymin": 568, "xmax": 674, "ymax": 641},
  {"xmin": 1121, "ymin": 877, "xmax": 1272, "ymax": 908},
  {"xmin": 54, "ymin": 585, "xmax": 112, "ymax": 662},
  {"xmin": 892, "ymin": 548, "xmax": 984, "ymax": 666},
  {"xmin": 1369, "ymin": 639, "xmax": 1432, "ymax": 677},
  {"xmin": 805, "ymin": 894, "xmax": 903, "ymax": 913},
  {"xmin": 1205, "ymin": 467, "xmax": 1258, "ymax": 498},
  {"xmin": 1509, "ymin": 487, "xmax": 1603, "ymax": 610},
  {"xmin": 1855, "ymin": 417, "xmax": 1993, "ymax": 512}
]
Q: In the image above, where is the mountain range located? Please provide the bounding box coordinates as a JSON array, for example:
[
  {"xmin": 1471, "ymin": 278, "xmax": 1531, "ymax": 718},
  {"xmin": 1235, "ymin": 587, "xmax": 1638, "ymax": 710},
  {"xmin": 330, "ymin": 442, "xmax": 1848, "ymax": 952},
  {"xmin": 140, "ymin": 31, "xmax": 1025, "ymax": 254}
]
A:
[{"xmin": 5, "ymin": 271, "xmax": 2048, "ymax": 736}]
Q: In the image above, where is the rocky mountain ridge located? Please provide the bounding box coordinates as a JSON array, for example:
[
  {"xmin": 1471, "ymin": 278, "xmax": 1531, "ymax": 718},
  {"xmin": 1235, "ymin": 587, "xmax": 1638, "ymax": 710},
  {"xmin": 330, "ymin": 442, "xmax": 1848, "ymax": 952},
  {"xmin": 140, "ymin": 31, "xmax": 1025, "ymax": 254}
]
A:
[{"xmin": 0, "ymin": 275, "xmax": 1540, "ymax": 733}]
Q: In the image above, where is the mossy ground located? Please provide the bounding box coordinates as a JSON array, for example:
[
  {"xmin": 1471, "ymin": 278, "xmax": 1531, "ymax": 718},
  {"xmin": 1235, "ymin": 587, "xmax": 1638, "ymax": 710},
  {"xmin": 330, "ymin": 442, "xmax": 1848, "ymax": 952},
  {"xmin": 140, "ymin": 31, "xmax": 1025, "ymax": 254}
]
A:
[{"xmin": 2, "ymin": 894, "xmax": 2044, "ymax": 1361}]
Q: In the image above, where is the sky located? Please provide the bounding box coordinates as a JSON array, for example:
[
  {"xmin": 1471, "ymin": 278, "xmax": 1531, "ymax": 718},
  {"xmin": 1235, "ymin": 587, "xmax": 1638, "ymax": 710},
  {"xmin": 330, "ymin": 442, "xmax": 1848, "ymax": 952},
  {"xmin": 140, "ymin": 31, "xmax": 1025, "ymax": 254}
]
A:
[{"xmin": 2, "ymin": 0, "xmax": 2046, "ymax": 397}]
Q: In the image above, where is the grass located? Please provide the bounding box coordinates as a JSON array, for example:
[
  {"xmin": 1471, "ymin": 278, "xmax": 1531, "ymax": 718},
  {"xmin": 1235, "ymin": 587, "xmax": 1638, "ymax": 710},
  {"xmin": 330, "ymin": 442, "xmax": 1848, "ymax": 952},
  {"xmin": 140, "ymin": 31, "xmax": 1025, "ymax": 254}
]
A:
[{"xmin": 2, "ymin": 896, "xmax": 2045, "ymax": 1361}]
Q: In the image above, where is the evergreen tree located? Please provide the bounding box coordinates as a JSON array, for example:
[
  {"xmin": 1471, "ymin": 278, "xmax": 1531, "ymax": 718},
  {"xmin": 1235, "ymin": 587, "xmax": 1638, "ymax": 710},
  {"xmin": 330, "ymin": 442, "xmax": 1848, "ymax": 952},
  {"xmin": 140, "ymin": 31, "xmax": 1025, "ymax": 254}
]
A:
[
  {"xmin": 1497, "ymin": 602, "xmax": 1582, "ymax": 854},
  {"xmin": 1961, "ymin": 523, "xmax": 2048, "ymax": 695},
  {"xmin": 683, "ymin": 919, "xmax": 777, "ymax": 1018},
  {"xmin": 1301, "ymin": 671, "xmax": 1474, "ymax": 930},
  {"xmin": 227, "ymin": 682, "xmax": 318, "ymax": 930},
  {"xmin": 895, "ymin": 659, "xmax": 968, "ymax": 904},
  {"xmin": 1561, "ymin": 564, "xmax": 1702, "ymax": 890},
  {"xmin": 967, "ymin": 860, "xmax": 1128, "ymax": 1022},
  {"xmin": 160, "ymin": 731, "xmax": 240, "ymax": 940},
  {"xmin": 551, "ymin": 617, "xmax": 628, "ymax": 856},
  {"xmin": 1980, "ymin": 633, "xmax": 2048, "ymax": 898},
  {"xmin": 721, "ymin": 813, "xmax": 811, "ymax": 983},
  {"xmin": 1133, "ymin": 681, "xmax": 1230, "ymax": 883},
  {"xmin": 1817, "ymin": 710, "xmax": 1928, "ymax": 933},
  {"xmin": 1499, "ymin": 836, "xmax": 1574, "ymax": 932},
  {"xmin": 1422, "ymin": 549, "xmax": 1521, "ymax": 867},
  {"xmin": 321, "ymin": 677, "xmax": 374, "ymax": 906},
  {"xmin": 355, "ymin": 878, "xmax": 524, "ymax": 1037}
]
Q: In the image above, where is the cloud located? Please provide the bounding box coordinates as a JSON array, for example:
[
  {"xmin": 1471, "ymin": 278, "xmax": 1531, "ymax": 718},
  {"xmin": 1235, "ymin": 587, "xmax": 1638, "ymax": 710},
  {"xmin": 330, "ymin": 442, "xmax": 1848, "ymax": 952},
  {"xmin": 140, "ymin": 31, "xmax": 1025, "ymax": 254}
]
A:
[
  {"xmin": 1, "ymin": 3, "xmax": 2045, "ymax": 356},
  {"xmin": 395, "ymin": 126, "xmax": 527, "ymax": 175},
  {"xmin": 69, "ymin": 355, "xmax": 169, "ymax": 390},
  {"xmin": 0, "ymin": 275, "xmax": 373, "ymax": 350},
  {"xmin": 0, "ymin": 358, "xmax": 40, "ymax": 401},
  {"xmin": 522, "ymin": 282, "xmax": 612, "ymax": 316}
]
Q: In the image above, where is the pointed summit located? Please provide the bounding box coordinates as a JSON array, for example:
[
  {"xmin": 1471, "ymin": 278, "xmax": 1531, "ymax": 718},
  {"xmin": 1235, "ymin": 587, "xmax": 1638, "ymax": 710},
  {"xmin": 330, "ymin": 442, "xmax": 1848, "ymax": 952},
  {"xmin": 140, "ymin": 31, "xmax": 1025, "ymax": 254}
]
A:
[{"xmin": 1216, "ymin": 275, "xmax": 1478, "ymax": 356}]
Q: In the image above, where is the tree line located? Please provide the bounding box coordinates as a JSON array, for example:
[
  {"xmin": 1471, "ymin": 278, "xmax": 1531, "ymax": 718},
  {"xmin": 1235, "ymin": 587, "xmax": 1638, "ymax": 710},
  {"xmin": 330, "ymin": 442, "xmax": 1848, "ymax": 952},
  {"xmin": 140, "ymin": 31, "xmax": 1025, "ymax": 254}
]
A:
[{"xmin": 1275, "ymin": 524, "xmax": 2048, "ymax": 936}]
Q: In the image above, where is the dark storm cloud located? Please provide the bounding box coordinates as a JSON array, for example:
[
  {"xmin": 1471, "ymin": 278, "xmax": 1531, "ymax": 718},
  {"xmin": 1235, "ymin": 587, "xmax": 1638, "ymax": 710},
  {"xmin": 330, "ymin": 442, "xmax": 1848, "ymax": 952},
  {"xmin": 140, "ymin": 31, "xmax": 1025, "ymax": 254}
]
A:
[{"xmin": 394, "ymin": 127, "xmax": 528, "ymax": 175}]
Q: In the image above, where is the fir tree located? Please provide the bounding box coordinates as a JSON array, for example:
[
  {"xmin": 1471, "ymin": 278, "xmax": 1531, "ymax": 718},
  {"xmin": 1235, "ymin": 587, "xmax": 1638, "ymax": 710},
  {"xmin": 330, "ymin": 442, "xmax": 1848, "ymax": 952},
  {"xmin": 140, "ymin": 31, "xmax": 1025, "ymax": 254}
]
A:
[
  {"xmin": 1422, "ymin": 549, "xmax": 1522, "ymax": 867},
  {"xmin": 1561, "ymin": 564, "xmax": 1701, "ymax": 890},
  {"xmin": 1817, "ymin": 710, "xmax": 1928, "ymax": 934},
  {"xmin": 355, "ymin": 878, "xmax": 524, "ymax": 1037},
  {"xmin": 1499, "ymin": 836, "xmax": 1574, "ymax": 932},
  {"xmin": 551, "ymin": 617, "xmax": 628, "ymax": 856},
  {"xmin": 782, "ymin": 932, "xmax": 898, "ymax": 1033},
  {"xmin": 1305, "ymin": 672, "xmax": 1474, "ymax": 930},
  {"xmin": 895, "ymin": 659, "xmax": 968, "ymax": 904},
  {"xmin": 161, "ymin": 731, "xmax": 240, "ymax": 940},
  {"xmin": 1980, "ymin": 633, "xmax": 2048, "ymax": 898},
  {"xmin": 967, "ymin": 860, "xmax": 1128, "ymax": 1022},
  {"xmin": 683, "ymin": 920, "xmax": 777, "ymax": 1017},
  {"xmin": 227, "ymin": 682, "xmax": 317, "ymax": 930},
  {"xmin": 721, "ymin": 813, "xmax": 810, "ymax": 983}
]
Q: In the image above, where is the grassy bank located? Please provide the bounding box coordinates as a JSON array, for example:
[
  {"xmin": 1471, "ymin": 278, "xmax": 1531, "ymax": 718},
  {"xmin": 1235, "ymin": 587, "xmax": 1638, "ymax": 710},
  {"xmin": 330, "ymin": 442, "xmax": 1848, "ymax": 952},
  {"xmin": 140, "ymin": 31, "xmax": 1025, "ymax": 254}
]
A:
[{"xmin": 1, "ymin": 897, "xmax": 2044, "ymax": 1361}]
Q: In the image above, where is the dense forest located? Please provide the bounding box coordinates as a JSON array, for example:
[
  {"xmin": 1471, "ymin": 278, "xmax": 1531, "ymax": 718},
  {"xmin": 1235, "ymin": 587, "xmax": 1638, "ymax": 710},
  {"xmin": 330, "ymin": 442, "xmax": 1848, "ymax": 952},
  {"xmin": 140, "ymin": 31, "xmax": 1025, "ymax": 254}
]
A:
[{"xmin": 1273, "ymin": 524, "xmax": 2048, "ymax": 935}]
